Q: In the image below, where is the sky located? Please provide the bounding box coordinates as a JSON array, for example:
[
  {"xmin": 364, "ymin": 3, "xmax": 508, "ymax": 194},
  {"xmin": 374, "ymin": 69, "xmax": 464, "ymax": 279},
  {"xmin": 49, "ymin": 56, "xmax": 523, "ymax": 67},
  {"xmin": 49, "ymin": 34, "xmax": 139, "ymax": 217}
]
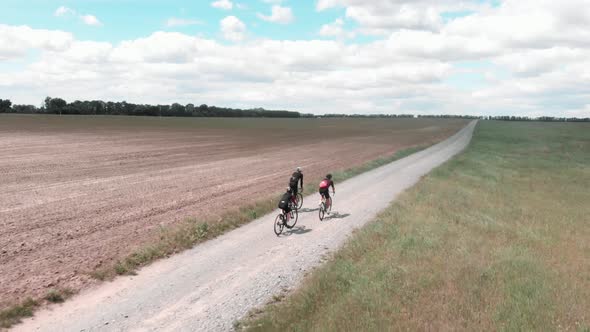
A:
[{"xmin": 1, "ymin": 0, "xmax": 589, "ymax": 117}]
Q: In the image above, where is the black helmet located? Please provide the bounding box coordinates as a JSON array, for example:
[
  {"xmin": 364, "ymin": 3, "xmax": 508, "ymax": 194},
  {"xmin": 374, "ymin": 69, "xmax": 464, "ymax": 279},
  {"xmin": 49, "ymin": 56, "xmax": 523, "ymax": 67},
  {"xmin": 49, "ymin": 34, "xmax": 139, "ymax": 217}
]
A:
[{"xmin": 326, "ymin": 173, "xmax": 332, "ymax": 179}]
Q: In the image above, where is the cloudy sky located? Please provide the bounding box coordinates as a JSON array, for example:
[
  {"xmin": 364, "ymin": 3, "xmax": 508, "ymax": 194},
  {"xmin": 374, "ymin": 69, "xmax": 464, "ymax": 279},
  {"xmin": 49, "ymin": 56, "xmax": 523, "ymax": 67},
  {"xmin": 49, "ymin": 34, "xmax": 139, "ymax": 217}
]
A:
[{"xmin": 1, "ymin": 0, "xmax": 589, "ymax": 117}]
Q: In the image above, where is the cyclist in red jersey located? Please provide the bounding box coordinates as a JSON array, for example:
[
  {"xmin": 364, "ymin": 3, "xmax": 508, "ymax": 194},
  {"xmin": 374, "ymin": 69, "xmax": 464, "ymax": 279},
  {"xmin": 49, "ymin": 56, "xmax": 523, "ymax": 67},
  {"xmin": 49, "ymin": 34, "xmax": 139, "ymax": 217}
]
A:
[{"xmin": 318, "ymin": 174, "xmax": 335, "ymax": 212}]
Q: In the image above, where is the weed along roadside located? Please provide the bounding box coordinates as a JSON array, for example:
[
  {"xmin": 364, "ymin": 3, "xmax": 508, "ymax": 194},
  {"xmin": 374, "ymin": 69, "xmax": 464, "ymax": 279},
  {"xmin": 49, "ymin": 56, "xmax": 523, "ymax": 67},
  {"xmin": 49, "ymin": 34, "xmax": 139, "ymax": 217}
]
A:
[
  {"xmin": 0, "ymin": 142, "xmax": 435, "ymax": 329},
  {"xmin": 241, "ymin": 121, "xmax": 590, "ymax": 331}
]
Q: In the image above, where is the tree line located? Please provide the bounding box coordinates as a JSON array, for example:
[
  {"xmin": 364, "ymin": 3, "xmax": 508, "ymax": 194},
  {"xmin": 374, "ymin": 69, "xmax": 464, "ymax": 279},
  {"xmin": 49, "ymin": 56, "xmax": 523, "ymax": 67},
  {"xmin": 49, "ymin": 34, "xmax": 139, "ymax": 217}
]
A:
[
  {"xmin": 1, "ymin": 97, "xmax": 588, "ymax": 122},
  {"xmin": 321, "ymin": 113, "xmax": 416, "ymax": 118},
  {"xmin": 486, "ymin": 115, "xmax": 590, "ymax": 122},
  {"xmin": 0, "ymin": 97, "xmax": 307, "ymax": 118}
]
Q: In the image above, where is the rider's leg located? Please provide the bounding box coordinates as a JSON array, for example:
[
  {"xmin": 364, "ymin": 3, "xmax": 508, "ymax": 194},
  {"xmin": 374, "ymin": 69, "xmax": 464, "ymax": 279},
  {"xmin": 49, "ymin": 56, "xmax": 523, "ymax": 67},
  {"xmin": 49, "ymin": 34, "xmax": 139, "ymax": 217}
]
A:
[{"xmin": 320, "ymin": 190, "xmax": 328, "ymax": 206}]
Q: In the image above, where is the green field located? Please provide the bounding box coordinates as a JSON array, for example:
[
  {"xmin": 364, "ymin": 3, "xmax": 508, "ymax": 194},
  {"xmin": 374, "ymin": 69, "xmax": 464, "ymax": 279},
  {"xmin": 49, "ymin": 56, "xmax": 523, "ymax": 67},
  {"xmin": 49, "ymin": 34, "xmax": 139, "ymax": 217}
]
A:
[{"xmin": 243, "ymin": 121, "xmax": 590, "ymax": 331}]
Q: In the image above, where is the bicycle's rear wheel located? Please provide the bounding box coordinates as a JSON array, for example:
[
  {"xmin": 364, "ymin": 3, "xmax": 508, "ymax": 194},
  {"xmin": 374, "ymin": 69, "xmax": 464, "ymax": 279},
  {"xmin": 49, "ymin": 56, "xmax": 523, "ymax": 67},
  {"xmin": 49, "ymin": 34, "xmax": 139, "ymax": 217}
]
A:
[
  {"xmin": 327, "ymin": 197, "xmax": 332, "ymax": 213},
  {"xmin": 296, "ymin": 193, "xmax": 303, "ymax": 209},
  {"xmin": 286, "ymin": 209, "xmax": 298, "ymax": 229},
  {"xmin": 319, "ymin": 204, "xmax": 325, "ymax": 221},
  {"xmin": 274, "ymin": 214, "xmax": 284, "ymax": 236}
]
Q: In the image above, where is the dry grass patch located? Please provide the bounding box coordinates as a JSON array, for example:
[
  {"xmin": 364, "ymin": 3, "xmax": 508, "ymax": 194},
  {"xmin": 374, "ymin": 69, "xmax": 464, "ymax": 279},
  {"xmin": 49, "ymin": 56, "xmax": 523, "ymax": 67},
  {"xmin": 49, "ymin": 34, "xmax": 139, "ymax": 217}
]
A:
[
  {"xmin": 44, "ymin": 288, "xmax": 75, "ymax": 304},
  {"xmin": 0, "ymin": 299, "xmax": 39, "ymax": 329}
]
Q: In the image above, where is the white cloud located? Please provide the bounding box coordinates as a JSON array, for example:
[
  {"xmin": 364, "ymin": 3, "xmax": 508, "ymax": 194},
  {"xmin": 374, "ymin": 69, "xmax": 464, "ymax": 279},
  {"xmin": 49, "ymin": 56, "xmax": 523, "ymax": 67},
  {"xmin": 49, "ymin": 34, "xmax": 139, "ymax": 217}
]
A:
[
  {"xmin": 55, "ymin": 6, "xmax": 103, "ymax": 27},
  {"xmin": 319, "ymin": 18, "xmax": 355, "ymax": 39},
  {"xmin": 1, "ymin": 28, "xmax": 450, "ymax": 114},
  {"xmin": 211, "ymin": 0, "xmax": 233, "ymax": 10},
  {"xmin": 81, "ymin": 15, "xmax": 102, "ymax": 26},
  {"xmin": 348, "ymin": 4, "xmax": 442, "ymax": 33},
  {"xmin": 316, "ymin": 0, "xmax": 491, "ymax": 34},
  {"xmin": 54, "ymin": 6, "xmax": 75, "ymax": 17},
  {"xmin": 109, "ymin": 32, "xmax": 203, "ymax": 64},
  {"xmin": 220, "ymin": 16, "xmax": 246, "ymax": 42},
  {"xmin": 446, "ymin": 0, "xmax": 590, "ymax": 49},
  {"xmin": 257, "ymin": 5, "xmax": 294, "ymax": 24},
  {"xmin": 3, "ymin": 0, "xmax": 590, "ymax": 117},
  {"xmin": 564, "ymin": 104, "xmax": 590, "ymax": 118},
  {"xmin": 165, "ymin": 18, "xmax": 203, "ymax": 27},
  {"xmin": 0, "ymin": 24, "xmax": 73, "ymax": 60},
  {"xmin": 494, "ymin": 47, "xmax": 585, "ymax": 77}
]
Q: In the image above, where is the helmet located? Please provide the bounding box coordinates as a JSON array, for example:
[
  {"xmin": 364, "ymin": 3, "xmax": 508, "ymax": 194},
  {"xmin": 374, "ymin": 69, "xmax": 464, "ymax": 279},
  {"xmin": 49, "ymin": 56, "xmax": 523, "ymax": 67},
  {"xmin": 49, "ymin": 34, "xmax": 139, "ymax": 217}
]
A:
[
  {"xmin": 326, "ymin": 173, "xmax": 332, "ymax": 179},
  {"xmin": 296, "ymin": 167, "xmax": 302, "ymax": 172}
]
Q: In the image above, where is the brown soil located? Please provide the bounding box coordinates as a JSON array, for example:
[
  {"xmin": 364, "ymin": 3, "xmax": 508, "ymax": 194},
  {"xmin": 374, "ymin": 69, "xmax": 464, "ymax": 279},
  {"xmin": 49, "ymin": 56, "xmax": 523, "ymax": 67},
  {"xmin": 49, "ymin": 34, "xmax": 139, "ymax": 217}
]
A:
[{"xmin": 0, "ymin": 115, "xmax": 467, "ymax": 309}]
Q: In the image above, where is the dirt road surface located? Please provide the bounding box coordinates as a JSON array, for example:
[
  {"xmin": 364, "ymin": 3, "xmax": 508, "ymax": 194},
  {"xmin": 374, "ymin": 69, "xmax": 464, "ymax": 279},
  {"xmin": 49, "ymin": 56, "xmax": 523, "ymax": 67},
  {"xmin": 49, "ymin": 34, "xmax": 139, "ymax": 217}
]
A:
[{"xmin": 14, "ymin": 121, "xmax": 476, "ymax": 332}]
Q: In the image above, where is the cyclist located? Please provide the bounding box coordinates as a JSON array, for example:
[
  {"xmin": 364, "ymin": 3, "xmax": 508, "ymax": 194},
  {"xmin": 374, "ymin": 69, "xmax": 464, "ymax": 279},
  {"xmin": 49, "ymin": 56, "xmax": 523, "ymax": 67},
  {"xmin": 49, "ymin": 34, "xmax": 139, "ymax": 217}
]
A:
[
  {"xmin": 288, "ymin": 167, "xmax": 304, "ymax": 196},
  {"xmin": 318, "ymin": 174, "xmax": 335, "ymax": 212},
  {"xmin": 278, "ymin": 187, "xmax": 294, "ymax": 221}
]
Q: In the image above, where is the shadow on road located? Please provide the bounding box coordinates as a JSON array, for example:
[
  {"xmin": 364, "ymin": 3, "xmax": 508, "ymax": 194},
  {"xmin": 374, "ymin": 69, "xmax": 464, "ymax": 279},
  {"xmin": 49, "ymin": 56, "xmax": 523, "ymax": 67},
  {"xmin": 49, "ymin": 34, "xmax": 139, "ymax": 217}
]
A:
[
  {"xmin": 284, "ymin": 225, "xmax": 313, "ymax": 236},
  {"xmin": 299, "ymin": 207, "xmax": 319, "ymax": 213},
  {"xmin": 324, "ymin": 212, "xmax": 350, "ymax": 220}
]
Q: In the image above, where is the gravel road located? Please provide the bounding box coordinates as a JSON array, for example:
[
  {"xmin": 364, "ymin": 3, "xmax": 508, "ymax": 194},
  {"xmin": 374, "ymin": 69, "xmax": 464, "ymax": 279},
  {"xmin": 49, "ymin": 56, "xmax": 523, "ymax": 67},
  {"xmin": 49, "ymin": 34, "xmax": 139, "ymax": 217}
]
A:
[{"xmin": 15, "ymin": 121, "xmax": 476, "ymax": 332}]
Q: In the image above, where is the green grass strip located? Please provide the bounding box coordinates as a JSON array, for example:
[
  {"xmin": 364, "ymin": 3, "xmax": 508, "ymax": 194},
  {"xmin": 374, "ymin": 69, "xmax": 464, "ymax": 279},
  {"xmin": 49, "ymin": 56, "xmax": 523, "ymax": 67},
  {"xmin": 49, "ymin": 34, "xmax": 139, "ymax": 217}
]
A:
[
  {"xmin": 242, "ymin": 121, "xmax": 590, "ymax": 331},
  {"xmin": 0, "ymin": 299, "xmax": 39, "ymax": 329}
]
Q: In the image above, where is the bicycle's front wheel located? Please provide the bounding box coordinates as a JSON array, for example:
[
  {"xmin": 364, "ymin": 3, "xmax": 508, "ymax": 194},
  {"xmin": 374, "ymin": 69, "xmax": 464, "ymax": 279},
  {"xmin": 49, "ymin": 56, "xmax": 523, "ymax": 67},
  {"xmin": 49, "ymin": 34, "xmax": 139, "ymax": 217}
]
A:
[
  {"xmin": 296, "ymin": 193, "xmax": 303, "ymax": 209},
  {"xmin": 274, "ymin": 214, "xmax": 284, "ymax": 236},
  {"xmin": 286, "ymin": 209, "xmax": 298, "ymax": 229}
]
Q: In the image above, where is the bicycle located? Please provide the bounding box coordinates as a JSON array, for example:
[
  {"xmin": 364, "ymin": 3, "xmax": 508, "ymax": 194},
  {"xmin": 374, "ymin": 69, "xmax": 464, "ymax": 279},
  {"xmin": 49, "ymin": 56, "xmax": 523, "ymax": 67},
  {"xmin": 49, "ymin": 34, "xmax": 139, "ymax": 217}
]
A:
[
  {"xmin": 290, "ymin": 188, "xmax": 303, "ymax": 210},
  {"xmin": 318, "ymin": 192, "xmax": 334, "ymax": 221},
  {"xmin": 274, "ymin": 202, "xmax": 298, "ymax": 236}
]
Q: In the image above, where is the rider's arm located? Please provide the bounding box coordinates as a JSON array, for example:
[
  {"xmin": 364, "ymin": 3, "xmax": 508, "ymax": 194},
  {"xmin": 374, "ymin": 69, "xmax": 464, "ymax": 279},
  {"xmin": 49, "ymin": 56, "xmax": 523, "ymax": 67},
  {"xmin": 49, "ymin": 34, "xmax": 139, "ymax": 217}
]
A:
[
  {"xmin": 300, "ymin": 174, "xmax": 303, "ymax": 188},
  {"xmin": 330, "ymin": 181, "xmax": 335, "ymax": 192}
]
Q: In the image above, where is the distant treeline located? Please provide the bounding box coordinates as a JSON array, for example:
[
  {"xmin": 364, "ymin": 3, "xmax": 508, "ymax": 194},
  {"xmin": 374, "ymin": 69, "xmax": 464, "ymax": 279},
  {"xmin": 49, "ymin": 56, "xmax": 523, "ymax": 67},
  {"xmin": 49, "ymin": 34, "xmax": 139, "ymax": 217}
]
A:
[
  {"xmin": 324, "ymin": 114, "xmax": 590, "ymax": 122},
  {"xmin": 487, "ymin": 115, "xmax": 590, "ymax": 122},
  {"xmin": 0, "ymin": 97, "xmax": 308, "ymax": 118},
  {"xmin": 321, "ymin": 113, "xmax": 416, "ymax": 118},
  {"xmin": 416, "ymin": 115, "xmax": 482, "ymax": 119},
  {"xmin": 418, "ymin": 115, "xmax": 590, "ymax": 121},
  {"xmin": 1, "ymin": 98, "xmax": 588, "ymax": 122}
]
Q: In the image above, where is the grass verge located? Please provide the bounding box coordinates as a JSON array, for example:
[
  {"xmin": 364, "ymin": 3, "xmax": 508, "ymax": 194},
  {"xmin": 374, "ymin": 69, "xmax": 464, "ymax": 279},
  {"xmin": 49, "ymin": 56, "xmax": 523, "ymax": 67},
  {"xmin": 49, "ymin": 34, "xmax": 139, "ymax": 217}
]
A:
[
  {"xmin": 0, "ymin": 299, "xmax": 39, "ymax": 329},
  {"xmin": 241, "ymin": 121, "xmax": 590, "ymax": 331},
  {"xmin": 0, "ymin": 288, "xmax": 76, "ymax": 328},
  {"xmin": 44, "ymin": 288, "xmax": 75, "ymax": 304},
  {"xmin": 91, "ymin": 142, "xmax": 434, "ymax": 280}
]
